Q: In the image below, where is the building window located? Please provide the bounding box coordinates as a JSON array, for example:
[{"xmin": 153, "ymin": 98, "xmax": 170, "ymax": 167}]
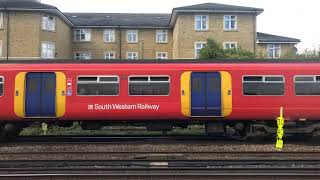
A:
[
  {"xmin": 195, "ymin": 42, "xmax": 206, "ymax": 58},
  {"xmin": 105, "ymin": 52, "xmax": 115, "ymax": 60},
  {"xmin": 224, "ymin": 15, "xmax": 237, "ymax": 30},
  {"xmin": 104, "ymin": 29, "xmax": 115, "ymax": 43},
  {"xmin": 156, "ymin": 52, "xmax": 167, "ymax": 60},
  {"xmin": 127, "ymin": 30, "xmax": 138, "ymax": 43},
  {"xmin": 74, "ymin": 29, "xmax": 91, "ymax": 42},
  {"xmin": 268, "ymin": 44, "xmax": 281, "ymax": 58},
  {"xmin": 129, "ymin": 76, "xmax": 170, "ymax": 96},
  {"xmin": 195, "ymin": 15, "xmax": 208, "ymax": 31},
  {"xmin": 294, "ymin": 75, "xmax": 320, "ymax": 96},
  {"xmin": 42, "ymin": 15, "xmax": 55, "ymax": 31},
  {"xmin": 127, "ymin": 52, "xmax": 138, "ymax": 60},
  {"xmin": 41, "ymin": 42, "xmax": 55, "ymax": 59},
  {"xmin": 156, "ymin": 30, "xmax": 168, "ymax": 43},
  {"xmin": 242, "ymin": 75, "xmax": 285, "ymax": 96},
  {"xmin": 0, "ymin": 76, "xmax": 4, "ymax": 96},
  {"xmin": 74, "ymin": 52, "xmax": 91, "ymax": 60},
  {"xmin": 77, "ymin": 76, "xmax": 119, "ymax": 96},
  {"xmin": 0, "ymin": 13, "xmax": 3, "ymax": 29},
  {"xmin": 224, "ymin": 42, "xmax": 237, "ymax": 49}
]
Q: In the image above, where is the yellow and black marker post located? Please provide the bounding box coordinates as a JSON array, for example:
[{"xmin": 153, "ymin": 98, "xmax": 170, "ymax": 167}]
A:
[
  {"xmin": 41, "ymin": 123, "xmax": 48, "ymax": 136},
  {"xmin": 276, "ymin": 107, "xmax": 284, "ymax": 150}
]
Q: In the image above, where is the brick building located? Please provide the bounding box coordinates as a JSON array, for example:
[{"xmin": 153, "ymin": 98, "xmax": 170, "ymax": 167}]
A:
[{"xmin": 0, "ymin": 0, "xmax": 300, "ymax": 60}]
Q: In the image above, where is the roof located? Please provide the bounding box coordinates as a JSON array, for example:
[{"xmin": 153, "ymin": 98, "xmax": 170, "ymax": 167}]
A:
[
  {"xmin": 173, "ymin": 3, "xmax": 263, "ymax": 13},
  {"xmin": 64, "ymin": 13, "xmax": 171, "ymax": 27},
  {"xmin": 0, "ymin": 0, "xmax": 57, "ymax": 10},
  {"xmin": 257, "ymin": 32, "xmax": 301, "ymax": 43}
]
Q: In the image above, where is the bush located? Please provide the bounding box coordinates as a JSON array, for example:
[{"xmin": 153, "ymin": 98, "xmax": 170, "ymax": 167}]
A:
[{"xmin": 199, "ymin": 39, "xmax": 255, "ymax": 59}]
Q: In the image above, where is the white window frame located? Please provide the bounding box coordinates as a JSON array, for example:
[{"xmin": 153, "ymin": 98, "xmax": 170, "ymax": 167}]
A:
[
  {"xmin": 242, "ymin": 75, "xmax": 285, "ymax": 96},
  {"xmin": 156, "ymin": 52, "xmax": 168, "ymax": 60},
  {"xmin": 156, "ymin": 29, "xmax": 168, "ymax": 43},
  {"xmin": 224, "ymin": 42, "xmax": 238, "ymax": 49},
  {"xmin": 0, "ymin": 76, "xmax": 4, "ymax": 97},
  {"xmin": 41, "ymin": 42, "xmax": 55, "ymax": 59},
  {"xmin": 104, "ymin": 29, "xmax": 115, "ymax": 43},
  {"xmin": 224, "ymin": 15, "xmax": 237, "ymax": 30},
  {"xmin": 195, "ymin": 15, "xmax": 209, "ymax": 31},
  {"xmin": 127, "ymin": 30, "xmax": 138, "ymax": 43},
  {"xmin": 128, "ymin": 75, "xmax": 171, "ymax": 96},
  {"xmin": 194, "ymin": 42, "xmax": 206, "ymax": 59},
  {"xmin": 42, "ymin": 14, "xmax": 55, "ymax": 32},
  {"xmin": 77, "ymin": 75, "xmax": 120, "ymax": 96},
  {"xmin": 105, "ymin": 51, "xmax": 115, "ymax": 60},
  {"xmin": 0, "ymin": 13, "xmax": 4, "ymax": 29},
  {"xmin": 74, "ymin": 52, "xmax": 91, "ymax": 60},
  {"xmin": 267, "ymin": 44, "xmax": 281, "ymax": 59},
  {"xmin": 74, "ymin": 29, "xmax": 91, "ymax": 42},
  {"xmin": 127, "ymin": 52, "xmax": 138, "ymax": 60}
]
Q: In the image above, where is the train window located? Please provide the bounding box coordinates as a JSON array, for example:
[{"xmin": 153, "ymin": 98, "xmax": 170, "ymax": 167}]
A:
[
  {"xmin": 243, "ymin": 75, "xmax": 285, "ymax": 96},
  {"xmin": 0, "ymin": 77, "xmax": 4, "ymax": 96},
  {"xmin": 295, "ymin": 75, "xmax": 320, "ymax": 95},
  {"xmin": 77, "ymin": 76, "xmax": 119, "ymax": 96},
  {"xmin": 129, "ymin": 76, "xmax": 170, "ymax": 96}
]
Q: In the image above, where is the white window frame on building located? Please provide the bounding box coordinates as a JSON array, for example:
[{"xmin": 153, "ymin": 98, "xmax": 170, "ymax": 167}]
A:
[
  {"xmin": 74, "ymin": 52, "xmax": 91, "ymax": 60},
  {"xmin": 0, "ymin": 13, "xmax": 4, "ymax": 29},
  {"xmin": 224, "ymin": 42, "xmax": 237, "ymax": 49},
  {"xmin": 105, "ymin": 51, "xmax": 115, "ymax": 60},
  {"xmin": 127, "ymin": 30, "xmax": 138, "ymax": 43},
  {"xmin": 156, "ymin": 52, "xmax": 168, "ymax": 60},
  {"xmin": 41, "ymin": 42, "xmax": 55, "ymax": 59},
  {"xmin": 194, "ymin": 42, "xmax": 206, "ymax": 58},
  {"xmin": 74, "ymin": 29, "xmax": 91, "ymax": 42},
  {"xmin": 104, "ymin": 29, "xmax": 115, "ymax": 43},
  {"xmin": 156, "ymin": 29, "xmax": 168, "ymax": 43},
  {"xmin": 127, "ymin": 52, "xmax": 138, "ymax": 60},
  {"xmin": 42, "ymin": 14, "xmax": 55, "ymax": 31},
  {"xmin": 267, "ymin": 44, "xmax": 281, "ymax": 59},
  {"xmin": 195, "ymin": 15, "xmax": 209, "ymax": 31},
  {"xmin": 224, "ymin": 15, "xmax": 237, "ymax": 30}
]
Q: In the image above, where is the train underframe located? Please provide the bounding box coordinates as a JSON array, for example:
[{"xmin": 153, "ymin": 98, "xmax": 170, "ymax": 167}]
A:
[{"xmin": 1, "ymin": 119, "xmax": 320, "ymax": 139}]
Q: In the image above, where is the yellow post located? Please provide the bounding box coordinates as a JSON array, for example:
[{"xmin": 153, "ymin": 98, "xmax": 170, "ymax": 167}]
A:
[
  {"xmin": 41, "ymin": 123, "xmax": 48, "ymax": 136},
  {"xmin": 276, "ymin": 107, "xmax": 284, "ymax": 150}
]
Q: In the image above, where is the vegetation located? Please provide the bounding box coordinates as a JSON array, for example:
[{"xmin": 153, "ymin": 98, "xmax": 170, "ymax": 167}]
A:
[
  {"xmin": 199, "ymin": 39, "xmax": 256, "ymax": 59},
  {"xmin": 296, "ymin": 46, "xmax": 320, "ymax": 59}
]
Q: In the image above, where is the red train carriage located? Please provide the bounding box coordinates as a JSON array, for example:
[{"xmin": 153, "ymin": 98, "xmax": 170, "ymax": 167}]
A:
[{"xmin": 0, "ymin": 60, "xmax": 320, "ymax": 138}]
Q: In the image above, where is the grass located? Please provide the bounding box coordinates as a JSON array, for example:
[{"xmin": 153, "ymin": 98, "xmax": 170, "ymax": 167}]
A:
[{"xmin": 19, "ymin": 123, "xmax": 205, "ymax": 136}]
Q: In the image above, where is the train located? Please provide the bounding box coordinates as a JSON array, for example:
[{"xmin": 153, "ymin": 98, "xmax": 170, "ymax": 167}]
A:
[{"xmin": 0, "ymin": 60, "xmax": 320, "ymax": 138}]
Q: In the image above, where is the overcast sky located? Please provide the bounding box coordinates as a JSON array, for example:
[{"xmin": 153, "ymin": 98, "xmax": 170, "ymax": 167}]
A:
[{"xmin": 42, "ymin": 0, "xmax": 320, "ymax": 52}]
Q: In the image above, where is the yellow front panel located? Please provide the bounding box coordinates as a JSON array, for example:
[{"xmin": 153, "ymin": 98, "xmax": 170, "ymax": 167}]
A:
[
  {"xmin": 181, "ymin": 71, "xmax": 191, "ymax": 117},
  {"xmin": 55, "ymin": 72, "xmax": 66, "ymax": 117},
  {"xmin": 14, "ymin": 72, "xmax": 27, "ymax": 118},
  {"xmin": 220, "ymin": 71, "xmax": 232, "ymax": 117}
]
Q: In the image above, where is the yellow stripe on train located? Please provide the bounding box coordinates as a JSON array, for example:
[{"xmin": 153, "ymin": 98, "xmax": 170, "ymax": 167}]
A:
[
  {"xmin": 14, "ymin": 72, "xmax": 27, "ymax": 118},
  {"xmin": 180, "ymin": 71, "xmax": 232, "ymax": 117},
  {"xmin": 55, "ymin": 72, "xmax": 66, "ymax": 118}
]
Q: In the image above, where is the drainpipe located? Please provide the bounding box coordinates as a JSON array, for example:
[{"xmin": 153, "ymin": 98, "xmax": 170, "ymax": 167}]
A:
[
  {"xmin": 141, "ymin": 39, "xmax": 144, "ymax": 60},
  {"xmin": 118, "ymin": 26, "xmax": 122, "ymax": 59},
  {"xmin": 4, "ymin": 3, "xmax": 9, "ymax": 61}
]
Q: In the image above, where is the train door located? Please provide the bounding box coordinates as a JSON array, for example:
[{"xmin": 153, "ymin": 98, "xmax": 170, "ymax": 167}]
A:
[
  {"xmin": 191, "ymin": 72, "xmax": 221, "ymax": 117},
  {"xmin": 25, "ymin": 73, "xmax": 56, "ymax": 117}
]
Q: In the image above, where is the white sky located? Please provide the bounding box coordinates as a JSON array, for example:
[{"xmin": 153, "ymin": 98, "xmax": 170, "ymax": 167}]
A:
[{"xmin": 42, "ymin": 0, "xmax": 320, "ymax": 52}]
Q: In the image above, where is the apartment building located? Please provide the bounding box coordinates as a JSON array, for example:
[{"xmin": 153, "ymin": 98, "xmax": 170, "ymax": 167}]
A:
[{"xmin": 0, "ymin": 0, "xmax": 300, "ymax": 60}]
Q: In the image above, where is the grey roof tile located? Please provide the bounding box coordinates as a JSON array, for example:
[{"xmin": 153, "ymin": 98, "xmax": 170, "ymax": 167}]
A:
[
  {"xmin": 0, "ymin": 0, "xmax": 57, "ymax": 10},
  {"xmin": 257, "ymin": 32, "xmax": 300, "ymax": 43},
  {"xmin": 173, "ymin": 3, "xmax": 263, "ymax": 12}
]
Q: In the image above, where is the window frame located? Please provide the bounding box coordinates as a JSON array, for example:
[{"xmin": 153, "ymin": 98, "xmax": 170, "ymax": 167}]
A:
[
  {"xmin": 242, "ymin": 75, "xmax": 285, "ymax": 96},
  {"xmin": 105, "ymin": 51, "xmax": 115, "ymax": 60},
  {"xmin": 156, "ymin": 29, "xmax": 168, "ymax": 43},
  {"xmin": 42, "ymin": 14, "xmax": 55, "ymax": 32},
  {"xmin": 74, "ymin": 51, "xmax": 91, "ymax": 60},
  {"xmin": 128, "ymin": 75, "xmax": 171, "ymax": 96},
  {"xmin": 156, "ymin": 52, "xmax": 168, "ymax": 60},
  {"xmin": 194, "ymin": 42, "xmax": 206, "ymax": 59},
  {"xmin": 0, "ymin": 76, "xmax": 4, "ymax": 97},
  {"xmin": 267, "ymin": 44, "xmax": 281, "ymax": 59},
  {"xmin": 294, "ymin": 75, "xmax": 320, "ymax": 96},
  {"xmin": 41, "ymin": 41, "xmax": 55, "ymax": 59},
  {"xmin": 0, "ymin": 13, "xmax": 4, "ymax": 29},
  {"xmin": 77, "ymin": 75, "xmax": 120, "ymax": 96},
  {"xmin": 74, "ymin": 28, "xmax": 91, "ymax": 42},
  {"xmin": 126, "ymin": 30, "xmax": 138, "ymax": 43},
  {"xmin": 127, "ymin": 52, "xmax": 138, "ymax": 60},
  {"xmin": 223, "ymin": 42, "xmax": 237, "ymax": 49},
  {"xmin": 104, "ymin": 29, "xmax": 115, "ymax": 43},
  {"xmin": 195, "ymin": 15, "xmax": 209, "ymax": 31},
  {"xmin": 223, "ymin": 15, "xmax": 237, "ymax": 31}
]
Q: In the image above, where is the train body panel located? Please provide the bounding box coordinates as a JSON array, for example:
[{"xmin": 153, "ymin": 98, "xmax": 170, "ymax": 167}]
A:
[{"xmin": 0, "ymin": 63, "xmax": 319, "ymax": 122}]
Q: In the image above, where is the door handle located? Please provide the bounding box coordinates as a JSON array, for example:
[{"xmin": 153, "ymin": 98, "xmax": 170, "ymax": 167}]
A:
[
  {"xmin": 61, "ymin": 91, "xmax": 66, "ymax": 96},
  {"xmin": 15, "ymin": 90, "xmax": 19, "ymax": 96},
  {"xmin": 182, "ymin": 90, "xmax": 185, "ymax": 96}
]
